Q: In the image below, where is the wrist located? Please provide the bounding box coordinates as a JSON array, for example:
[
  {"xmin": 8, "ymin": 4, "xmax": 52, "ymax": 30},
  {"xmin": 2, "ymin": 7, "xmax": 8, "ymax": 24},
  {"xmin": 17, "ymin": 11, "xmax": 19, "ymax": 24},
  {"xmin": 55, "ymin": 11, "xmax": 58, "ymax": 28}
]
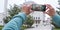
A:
[
  {"xmin": 52, "ymin": 13, "xmax": 56, "ymax": 17},
  {"xmin": 22, "ymin": 12, "xmax": 28, "ymax": 15}
]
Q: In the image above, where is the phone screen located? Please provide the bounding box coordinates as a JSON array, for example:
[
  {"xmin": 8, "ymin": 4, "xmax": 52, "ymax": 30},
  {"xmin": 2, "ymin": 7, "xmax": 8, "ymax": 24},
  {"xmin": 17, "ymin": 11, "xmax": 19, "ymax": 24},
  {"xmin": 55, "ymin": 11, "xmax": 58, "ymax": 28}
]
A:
[
  {"xmin": 40, "ymin": 5, "xmax": 46, "ymax": 11},
  {"xmin": 31, "ymin": 4, "xmax": 46, "ymax": 11}
]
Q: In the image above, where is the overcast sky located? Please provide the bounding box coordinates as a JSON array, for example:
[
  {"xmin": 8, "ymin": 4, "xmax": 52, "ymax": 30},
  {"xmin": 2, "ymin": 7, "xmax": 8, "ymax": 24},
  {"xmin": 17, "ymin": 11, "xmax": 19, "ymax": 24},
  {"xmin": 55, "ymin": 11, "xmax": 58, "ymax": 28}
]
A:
[{"xmin": 0, "ymin": 0, "xmax": 59, "ymax": 13}]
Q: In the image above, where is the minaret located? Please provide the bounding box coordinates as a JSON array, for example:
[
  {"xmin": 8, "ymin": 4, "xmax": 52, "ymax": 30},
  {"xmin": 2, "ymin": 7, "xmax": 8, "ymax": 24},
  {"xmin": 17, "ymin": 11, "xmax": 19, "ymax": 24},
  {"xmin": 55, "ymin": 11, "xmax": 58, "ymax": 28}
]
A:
[
  {"xmin": 3, "ymin": 0, "xmax": 8, "ymax": 25},
  {"xmin": 25, "ymin": 0, "xmax": 26, "ymax": 2},
  {"xmin": 25, "ymin": 0, "xmax": 31, "ymax": 1},
  {"xmin": 4, "ymin": 0, "xmax": 8, "ymax": 16}
]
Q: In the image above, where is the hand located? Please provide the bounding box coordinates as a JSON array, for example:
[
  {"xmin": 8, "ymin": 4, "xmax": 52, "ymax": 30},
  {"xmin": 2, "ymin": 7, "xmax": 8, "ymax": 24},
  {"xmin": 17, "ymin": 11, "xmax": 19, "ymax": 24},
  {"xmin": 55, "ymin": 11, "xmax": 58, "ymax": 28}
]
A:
[
  {"xmin": 45, "ymin": 4, "xmax": 55, "ymax": 16},
  {"xmin": 22, "ymin": 4, "xmax": 33, "ymax": 15}
]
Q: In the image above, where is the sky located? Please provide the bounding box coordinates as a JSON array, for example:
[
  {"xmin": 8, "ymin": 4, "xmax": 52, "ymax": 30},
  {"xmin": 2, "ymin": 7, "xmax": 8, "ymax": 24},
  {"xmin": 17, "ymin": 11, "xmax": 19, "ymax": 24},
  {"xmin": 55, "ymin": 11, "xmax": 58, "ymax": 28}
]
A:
[
  {"xmin": 0, "ymin": 0, "xmax": 59, "ymax": 13},
  {"xmin": 0, "ymin": 0, "xmax": 4, "ymax": 13}
]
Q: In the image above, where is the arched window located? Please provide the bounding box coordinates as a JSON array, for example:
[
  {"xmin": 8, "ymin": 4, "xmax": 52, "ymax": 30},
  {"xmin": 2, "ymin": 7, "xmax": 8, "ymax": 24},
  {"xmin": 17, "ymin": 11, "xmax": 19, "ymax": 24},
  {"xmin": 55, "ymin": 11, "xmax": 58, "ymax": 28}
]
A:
[
  {"xmin": 38, "ymin": 17, "xmax": 40, "ymax": 20},
  {"xmin": 36, "ymin": 17, "xmax": 37, "ymax": 20},
  {"xmin": 34, "ymin": 17, "xmax": 35, "ymax": 20},
  {"xmin": 0, "ymin": 21, "xmax": 2, "ymax": 23}
]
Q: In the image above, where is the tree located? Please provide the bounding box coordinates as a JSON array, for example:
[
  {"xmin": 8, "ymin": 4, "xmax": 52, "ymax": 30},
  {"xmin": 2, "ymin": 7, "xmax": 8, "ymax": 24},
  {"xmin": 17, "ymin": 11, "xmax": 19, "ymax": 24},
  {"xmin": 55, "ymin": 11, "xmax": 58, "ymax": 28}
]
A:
[
  {"xmin": 21, "ymin": 15, "xmax": 34, "ymax": 30},
  {"xmin": 52, "ymin": 0, "xmax": 60, "ymax": 28},
  {"xmin": 3, "ymin": 4, "xmax": 34, "ymax": 30},
  {"xmin": 56, "ymin": 11, "xmax": 60, "ymax": 15},
  {"xmin": 24, "ymin": 15, "xmax": 34, "ymax": 28},
  {"xmin": 57, "ymin": 0, "xmax": 60, "ymax": 15},
  {"xmin": 3, "ymin": 4, "xmax": 21, "ymax": 24}
]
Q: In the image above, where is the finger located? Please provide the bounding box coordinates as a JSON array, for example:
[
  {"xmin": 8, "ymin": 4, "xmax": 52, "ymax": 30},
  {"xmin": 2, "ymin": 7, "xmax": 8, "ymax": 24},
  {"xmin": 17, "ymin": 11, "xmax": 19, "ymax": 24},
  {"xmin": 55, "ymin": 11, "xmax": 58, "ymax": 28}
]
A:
[
  {"xmin": 44, "ymin": 4, "xmax": 50, "ymax": 10},
  {"xmin": 30, "ymin": 10, "xmax": 34, "ymax": 13},
  {"xmin": 45, "ymin": 4, "xmax": 55, "ymax": 10},
  {"xmin": 46, "ymin": 6, "xmax": 49, "ymax": 10},
  {"xmin": 45, "ymin": 4, "xmax": 53, "ymax": 9},
  {"xmin": 27, "ymin": 5, "xmax": 32, "ymax": 10},
  {"xmin": 45, "ymin": 4, "xmax": 52, "ymax": 7}
]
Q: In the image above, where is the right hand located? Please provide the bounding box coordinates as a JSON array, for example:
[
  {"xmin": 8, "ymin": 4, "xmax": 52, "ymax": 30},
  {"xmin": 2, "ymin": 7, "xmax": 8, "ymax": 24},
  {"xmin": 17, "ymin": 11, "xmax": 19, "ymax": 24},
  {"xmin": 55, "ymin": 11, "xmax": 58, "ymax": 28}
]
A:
[{"xmin": 45, "ymin": 4, "xmax": 55, "ymax": 16}]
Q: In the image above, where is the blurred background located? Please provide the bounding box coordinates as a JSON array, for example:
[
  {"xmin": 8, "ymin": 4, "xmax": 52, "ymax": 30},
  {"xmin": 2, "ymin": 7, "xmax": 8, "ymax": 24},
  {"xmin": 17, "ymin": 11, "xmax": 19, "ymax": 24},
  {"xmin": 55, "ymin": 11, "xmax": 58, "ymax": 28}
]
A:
[{"xmin": 0, "ymin": 0, "xmax": 60, "ymax": 30}]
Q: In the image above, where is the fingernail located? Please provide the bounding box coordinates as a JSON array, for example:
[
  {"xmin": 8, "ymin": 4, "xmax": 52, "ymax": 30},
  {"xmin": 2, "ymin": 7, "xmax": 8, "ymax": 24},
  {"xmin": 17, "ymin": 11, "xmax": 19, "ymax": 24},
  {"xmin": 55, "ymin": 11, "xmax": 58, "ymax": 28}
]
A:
[{"xmin": 45, "ymin": 9, "xmax": 49, "ymax": 12}]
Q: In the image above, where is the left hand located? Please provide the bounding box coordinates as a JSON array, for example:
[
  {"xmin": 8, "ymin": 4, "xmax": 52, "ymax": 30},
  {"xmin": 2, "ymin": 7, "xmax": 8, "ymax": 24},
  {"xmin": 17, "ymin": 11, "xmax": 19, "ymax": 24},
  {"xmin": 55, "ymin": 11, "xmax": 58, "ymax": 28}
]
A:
[{"xmin": 22, "ymin": 4, "xmax": 33, "ymax": 15}]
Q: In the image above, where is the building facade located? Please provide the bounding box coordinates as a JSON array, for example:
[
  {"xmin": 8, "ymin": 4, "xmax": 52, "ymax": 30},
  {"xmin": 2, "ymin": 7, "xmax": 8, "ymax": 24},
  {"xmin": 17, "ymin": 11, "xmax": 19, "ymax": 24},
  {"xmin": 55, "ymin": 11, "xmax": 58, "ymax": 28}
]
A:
[
  {"xmin": 26, "ymin": 11, "xmax": 52, "ymax": 30},
  {"xmin": 30, "ymin": 11, "xmax": 45, "ymax": 27}
]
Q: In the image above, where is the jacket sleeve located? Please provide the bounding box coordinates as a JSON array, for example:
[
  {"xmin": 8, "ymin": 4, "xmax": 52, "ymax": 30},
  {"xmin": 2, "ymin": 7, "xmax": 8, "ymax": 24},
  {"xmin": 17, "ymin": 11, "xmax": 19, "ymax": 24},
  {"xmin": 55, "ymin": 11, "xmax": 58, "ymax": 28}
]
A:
[
  {"xmin": 52, "ymin": 13, "xmax": 60, "ymax": 27},
  {"xmin": 2, "ymin": 12, "xmax": 27, "ymax": 30}
]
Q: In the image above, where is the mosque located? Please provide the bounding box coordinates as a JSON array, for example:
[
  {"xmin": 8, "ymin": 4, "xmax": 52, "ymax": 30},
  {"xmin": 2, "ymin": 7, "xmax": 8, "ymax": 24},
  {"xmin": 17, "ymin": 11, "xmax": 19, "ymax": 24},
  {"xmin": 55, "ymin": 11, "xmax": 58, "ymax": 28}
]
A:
[{"xmin": 25, "ymin": 11, "xmax": 53, "ymax": 30}]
